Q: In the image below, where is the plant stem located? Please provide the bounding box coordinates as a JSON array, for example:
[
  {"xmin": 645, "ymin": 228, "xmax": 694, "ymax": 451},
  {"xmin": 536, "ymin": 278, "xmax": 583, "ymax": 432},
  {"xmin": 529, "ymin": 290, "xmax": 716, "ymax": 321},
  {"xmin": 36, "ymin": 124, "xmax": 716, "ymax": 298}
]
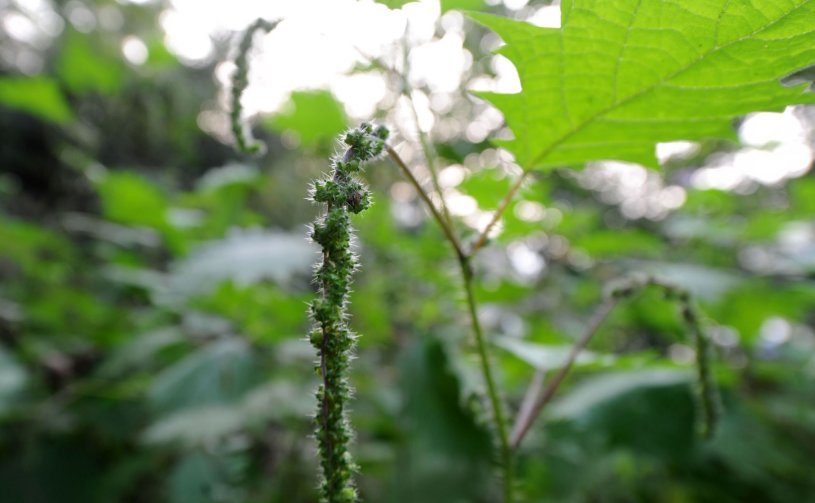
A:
[
  {"xmin": 386, "ymin": 145, "xmax": 466, "ymax": 262},
  {"xmin": 395, "ymin": 38, "xmax": 455, "ymax": 230},
  {"xmin": 510, "ymin": 298, "xmax": 618, "ymax": 448},
  {"xmin": 407, "ymin": 95, "xmax": 455, "ymax": 227},
  {"xmin": 469, "ymin": 172, "xmax": 529, "ymax": 255},
  {"xmin": 510, "ymin": 274, "xmax": 719, "ymax": 449},
  {"xmin": 388, "ymin": 144, "xmax": 513, "ymax": 501},
  {"xmin": 460, "ymin": 257, "xmax": 513, "ymax": 503}
]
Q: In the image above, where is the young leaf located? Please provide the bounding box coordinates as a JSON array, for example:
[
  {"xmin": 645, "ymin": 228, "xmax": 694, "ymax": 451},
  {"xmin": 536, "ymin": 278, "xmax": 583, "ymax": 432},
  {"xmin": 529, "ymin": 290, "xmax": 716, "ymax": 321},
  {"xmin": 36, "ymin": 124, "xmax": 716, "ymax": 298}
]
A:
[{"xmin": 470, "ymin": 1, "xmax": 815, "ymax": 170}]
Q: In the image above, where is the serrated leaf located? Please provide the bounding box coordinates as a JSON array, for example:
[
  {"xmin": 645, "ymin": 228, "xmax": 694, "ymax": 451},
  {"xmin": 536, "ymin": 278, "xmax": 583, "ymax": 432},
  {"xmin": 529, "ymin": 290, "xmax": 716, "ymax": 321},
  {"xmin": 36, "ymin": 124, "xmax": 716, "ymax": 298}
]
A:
[{"xmin": 470, "ymin": 2, "xmax": 815, "ymax": 170}]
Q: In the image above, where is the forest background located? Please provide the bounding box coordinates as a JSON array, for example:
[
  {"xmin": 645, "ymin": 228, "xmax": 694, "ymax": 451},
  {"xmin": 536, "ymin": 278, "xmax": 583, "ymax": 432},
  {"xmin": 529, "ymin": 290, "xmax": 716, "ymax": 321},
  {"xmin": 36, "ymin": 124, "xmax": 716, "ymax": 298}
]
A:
[{"xmin": 0, "ymin": 0, "xmax": 814, "ymax": 501}]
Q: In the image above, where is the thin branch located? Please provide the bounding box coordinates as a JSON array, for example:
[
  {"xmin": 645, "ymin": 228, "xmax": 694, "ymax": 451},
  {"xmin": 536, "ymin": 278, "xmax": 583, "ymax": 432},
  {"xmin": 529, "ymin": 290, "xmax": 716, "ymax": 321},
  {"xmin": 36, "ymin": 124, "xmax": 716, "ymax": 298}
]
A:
[
  {"xmin": 386, "ymin": 145, "xmax": 467, "ymax": 262},
  {"xmin": 398, "ymin": 37, "xmax": 455, "ymax": 230},
  {"xmin": 406, "ymin": 94, "xmax": 454, "ymax": 225},
  {"xmin": 510, "ymin": 274, "xmax": 720, "ymax": 449},
  {"xmin": 510, "ymin": 298, "xmax": 618, "ymax": 449},
  {"xmin": 388, "ymin": 142, "xmax": 513, "ymax": 500},
  {"xmin": 362, "ymin": 39, "xmax": 514, "ymax": 499},
  {"xmin": 469, "ymin": 171, "xmax": 530, "ymax": 256},
  {"xmin": 460, "ymin": 259, "xmax": 514, "ymax": 503},
  {"xmin": 510, "ymin": 363, "xmax": 546, "ymax": 447},
  {"xmin": 354, "ymin": 40, "xmax": 456, "ymax": 230}
]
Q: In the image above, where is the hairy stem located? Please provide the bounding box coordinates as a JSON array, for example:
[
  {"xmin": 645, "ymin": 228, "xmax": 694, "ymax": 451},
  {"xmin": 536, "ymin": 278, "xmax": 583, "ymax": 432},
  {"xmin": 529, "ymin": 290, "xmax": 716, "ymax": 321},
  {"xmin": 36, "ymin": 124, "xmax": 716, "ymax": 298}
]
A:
[
  {"xmin": 386, "ymin": 146, "xmax": 466, "ymax": 262},
  {"xmin": 397, "ymin": 36, "xmax": 455, "ymax": 231},
  {"xmin": 309, "ymin": 124, "xmax": 389, "ymax": 503},
  {"xmin": 388, "ymin": 145, "xmax": 514, "ymax": 501}
]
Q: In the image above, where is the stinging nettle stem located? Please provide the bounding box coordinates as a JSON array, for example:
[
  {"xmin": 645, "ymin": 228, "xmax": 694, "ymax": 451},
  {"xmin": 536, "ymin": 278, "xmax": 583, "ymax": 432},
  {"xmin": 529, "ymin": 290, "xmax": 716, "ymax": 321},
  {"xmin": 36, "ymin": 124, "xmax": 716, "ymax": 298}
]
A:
[{"xmin": 309, "ymin": 123, "xmax": 389, "ymax": 503}]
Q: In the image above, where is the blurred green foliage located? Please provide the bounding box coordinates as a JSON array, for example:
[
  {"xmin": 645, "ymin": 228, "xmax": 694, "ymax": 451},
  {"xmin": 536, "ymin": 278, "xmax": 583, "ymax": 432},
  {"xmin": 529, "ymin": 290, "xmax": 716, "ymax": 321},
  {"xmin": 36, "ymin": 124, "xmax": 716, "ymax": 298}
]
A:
[{"xmin": 0, "ymin": 1, "xmax": 813, "ymax": 502}]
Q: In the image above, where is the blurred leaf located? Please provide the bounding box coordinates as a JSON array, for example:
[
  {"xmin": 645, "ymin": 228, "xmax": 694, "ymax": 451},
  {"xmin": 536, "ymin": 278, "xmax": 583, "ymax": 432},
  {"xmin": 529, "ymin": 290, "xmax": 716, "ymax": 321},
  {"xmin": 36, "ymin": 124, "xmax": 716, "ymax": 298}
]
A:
[
  {"xmin": 196, "ymin": 163, "xmax": 260, "ymax": 191},
  {"xmin": 635, "ymin": 262, "xmax": 741, "ymax": 301},
  {"xmin": 791, "ymin": 177, "xmax": 815, "ymax": 215},
  {"xmin": 495, "ymin": 337, "xmax": 609, "ymax": 370},
  {"xmin": 572, "ymin": 229, "xmax": 664, "ymax": 258},
  {"xmin": 715, "ymin": 281, "xmax": 815, "ymax": 343},
  {"xmin": 706, "ymin": 399, "xmax": 815, "ymax": 500},
  {"xmin": 458, "ymin": 168, "xmax": 513, "ymax": 208},
  {"xmin": 145, "ymin": 36, "xmax": 178, "ymax": 67},
  {"xmin": 441, "ymin": 0, "xmax": 486, "ymax": 12},
  {"xmin": 741, "ymin": 211, "xmax": 790, "ymax": 241},
  {"xmin": 265, "ymin": 90, "xmax": 347, "ymax": 147},
  {"xmin": 376, "ymin": 0, "xmax": 415, "ymax": 8},
  {"xmin": 550, "ymin": 368, "xmax": 691, "ymax": 420},
  {"xmin": 57, "ymin": 31, "xmax": 124, "ymax": 95},
  {"xmin": 144, "ymin": 406, "xmax": 244, "ymax": 448},
  {"xmin": 0, "ymin": 437, "xmax": 103, "ymax": 503},
  {"xmin": 143, "ymin": 381, "xmax": 311, "ymax": 447},
  {"xmin": 167, "ymin": 453, "xmax": 225, "ymax": 503},
  {"xmin": 0, "ymin": 348, "xmax": 27, "ymax": 415},
  {"xmin": 161, "ymin": 230, "xmax": 315, "ymax": 304},
  {"xmin": 148, "ymin": 338, "xmax": 260, "ymax": 414},
  {"xmin": 99, "ymin": 327, "xmax": 185, "ymax": 376},
  {"xmin": 395, "ymin": 337, "xmax": 494, "ymax": 501},
  {"xmin": 550, "ymin": 369, "xmax": 697, "ymax": 459},
  {"xmin": 97, "ymin": 171, "xmax": 169, "ymax": 228},
  {"xmin": 192, "ymin": 282, "xmax": 309, "ymax": 343},
  {"xmin": 0, "ymin": 216, "xmax": 73, "ymax": 277},
  {"xmin": 0, "ymin": 77, "xmax": 73, "ymax": 124}
]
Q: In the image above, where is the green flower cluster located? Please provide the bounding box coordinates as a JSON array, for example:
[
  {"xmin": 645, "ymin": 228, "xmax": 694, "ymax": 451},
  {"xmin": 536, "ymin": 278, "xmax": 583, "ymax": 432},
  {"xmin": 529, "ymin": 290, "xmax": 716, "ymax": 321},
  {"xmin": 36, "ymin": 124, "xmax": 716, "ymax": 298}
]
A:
[
  {"xmin": 309, "ymin": 123, "xmax": 388, "ymax": 503},
  {"xmin": 608, "ymin": 274, "xmax": 719, "ymax": 439},
  {"xmin": 230, "ymin": 18, "xmax": 278, "ymax": 155}
]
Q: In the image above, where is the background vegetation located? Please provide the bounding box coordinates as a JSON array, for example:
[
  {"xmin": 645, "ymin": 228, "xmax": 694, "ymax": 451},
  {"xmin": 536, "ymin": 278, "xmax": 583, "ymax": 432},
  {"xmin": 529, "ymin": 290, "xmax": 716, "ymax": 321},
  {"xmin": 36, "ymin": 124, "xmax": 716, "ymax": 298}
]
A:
[{"xmin": 1, "ymin": 0, "xmax": 814, "ymax": 502}]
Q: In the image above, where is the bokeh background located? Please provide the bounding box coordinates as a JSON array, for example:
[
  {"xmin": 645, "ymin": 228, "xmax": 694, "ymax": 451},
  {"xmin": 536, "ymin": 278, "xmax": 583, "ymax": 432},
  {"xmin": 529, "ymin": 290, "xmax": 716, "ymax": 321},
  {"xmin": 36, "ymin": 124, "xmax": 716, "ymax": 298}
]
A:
[{"xmin": 1, "ymin": 0, "xmax": 814, "ymax": 502}]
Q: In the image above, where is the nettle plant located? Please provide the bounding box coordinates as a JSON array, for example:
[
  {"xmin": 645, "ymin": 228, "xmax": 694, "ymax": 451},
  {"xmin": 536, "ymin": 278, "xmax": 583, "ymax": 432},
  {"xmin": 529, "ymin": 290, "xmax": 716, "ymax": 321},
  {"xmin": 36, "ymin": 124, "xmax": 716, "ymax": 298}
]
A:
[{"xmin": 227, "ymin": 1, "xmax": 815, "ymax": 502}]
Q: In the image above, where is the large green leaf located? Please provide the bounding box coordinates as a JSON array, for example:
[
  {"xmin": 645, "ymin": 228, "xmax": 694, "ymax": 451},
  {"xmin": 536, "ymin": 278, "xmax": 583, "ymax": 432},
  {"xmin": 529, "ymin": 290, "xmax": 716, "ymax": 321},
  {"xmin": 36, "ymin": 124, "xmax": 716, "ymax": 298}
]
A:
[{"xmin": 471, "ymin": 1, "xmax": 815, "ymax": 170}]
